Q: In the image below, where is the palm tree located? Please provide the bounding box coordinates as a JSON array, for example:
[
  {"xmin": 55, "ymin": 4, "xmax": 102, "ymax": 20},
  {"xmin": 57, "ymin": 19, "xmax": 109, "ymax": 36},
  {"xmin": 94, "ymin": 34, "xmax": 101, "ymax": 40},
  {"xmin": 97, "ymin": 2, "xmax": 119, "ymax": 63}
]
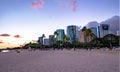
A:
[
  {"xmin": 103, "ymin": 34, "xmax": 116, "ymax": 49},
  {"xmin": 64, "ymin": 35, "xmax": 70, "ymax": 42},
  {"xmin": 54, "ymin": 31, "xmax": 60, "ymax": 48},
  {"xmin": 82, "ymin": 27, "xmax": 94, "ymax": 43},
  {"xmin": 86, "ymin": 29, "xmax": 93, "ymax": 42},
  {"xmin": 70, "ymin": 26, "xmax": 76, "ymax": 44},
  {"xmin": 82, "ymin": 27, "xmax": 87, "ymax": 43},
  {"xmin": 70, "ymin": 26, "xmax": 76, "ymax": 50},
  {"xmin": 49, "ymin": 35, "xmax": 54, "ymax": 47},
  {"xmin": 90, "ymin": 33, "xmax": 97, "ymax": 39},
  {"xmin": 42, "ymin": 34, "xmax": 45, "ymax": 38},
  {"xmin": 54, "ymin": 31, "xmax": 58, "ymax": 37},
  {"xmin": 42, "ymin": 34, "xmax": 45, "ymax": 45},
  {"xmin": 64, "ymin": 35, "xmax": 70, "ymax": 48}
]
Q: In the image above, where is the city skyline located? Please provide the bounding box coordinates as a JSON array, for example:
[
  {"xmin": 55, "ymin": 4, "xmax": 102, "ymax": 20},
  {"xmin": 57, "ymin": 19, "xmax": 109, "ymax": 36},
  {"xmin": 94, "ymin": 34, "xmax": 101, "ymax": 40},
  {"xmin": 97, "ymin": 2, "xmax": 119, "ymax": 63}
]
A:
[{"xmin": 0, "ymin": 0, "xmax": 119, "ymax": 48}]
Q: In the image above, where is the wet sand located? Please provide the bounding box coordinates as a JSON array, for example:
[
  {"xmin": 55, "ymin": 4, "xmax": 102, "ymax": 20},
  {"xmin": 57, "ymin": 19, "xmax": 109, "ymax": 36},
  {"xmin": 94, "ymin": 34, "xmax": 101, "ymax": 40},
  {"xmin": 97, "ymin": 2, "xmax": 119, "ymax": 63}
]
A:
[{"xmin": 0, "ymin": 49, "xmax": 119, "ymax": 72}]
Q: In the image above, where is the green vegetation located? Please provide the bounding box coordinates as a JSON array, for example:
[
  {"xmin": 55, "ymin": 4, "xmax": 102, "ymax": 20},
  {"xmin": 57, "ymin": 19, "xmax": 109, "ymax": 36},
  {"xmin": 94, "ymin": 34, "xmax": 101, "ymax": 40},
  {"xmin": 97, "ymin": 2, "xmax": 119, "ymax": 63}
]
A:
[{"xmin": 22, "ymin": 34, "xmax": 119, "ymax": 50}]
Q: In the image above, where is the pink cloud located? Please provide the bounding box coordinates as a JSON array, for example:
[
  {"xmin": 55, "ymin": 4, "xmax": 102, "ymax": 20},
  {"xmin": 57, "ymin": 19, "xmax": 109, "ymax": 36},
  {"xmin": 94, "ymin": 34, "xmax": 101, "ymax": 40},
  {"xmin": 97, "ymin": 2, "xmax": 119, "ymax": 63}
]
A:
[
  {"xmin": 0, "ymin": 34, "xmax": 10, "ymax": 37},
  {"xmin": 30, "ymin": 0, "xmax": 44, "ymax": 9},
  {"xmin": 70, "ymin": 0, "xmax": 77, "ymax": 12},
  {"xmin": 55, "ymin": 0, "xmax": 77, "ymax": 12}
]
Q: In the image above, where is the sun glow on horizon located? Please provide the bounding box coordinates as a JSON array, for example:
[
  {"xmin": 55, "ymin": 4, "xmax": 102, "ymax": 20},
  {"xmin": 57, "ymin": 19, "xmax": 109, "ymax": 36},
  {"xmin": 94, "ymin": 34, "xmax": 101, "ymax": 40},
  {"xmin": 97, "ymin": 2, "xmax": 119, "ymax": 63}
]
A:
[{"xmin": 0, "ymin": 35, "xmax": 34, "ymax": 49}]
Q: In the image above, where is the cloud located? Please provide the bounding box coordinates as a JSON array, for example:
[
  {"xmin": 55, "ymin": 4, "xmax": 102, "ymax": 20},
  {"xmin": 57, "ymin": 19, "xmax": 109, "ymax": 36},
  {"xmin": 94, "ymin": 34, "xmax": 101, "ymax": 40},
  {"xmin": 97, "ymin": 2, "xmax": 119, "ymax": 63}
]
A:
[
  {"xmin": 14, "ymin": 35, "xmax": 22, "ymax": 38},
  {"xmin": 30, "ymin": 0, "xmax": 44, "ymax": 9},
  {"xmin": 70, "ymin": 0, "xmax": 77, "ymax": 12},
  {"xmin": 55, "ymin": 0, "xmax": 78, "ymax": 12},
  {"xmin": 0, "ymin": 34, "xmax": 10, "ymax": 37},
  {"xmin": 30, "ymin": 0, "xmax": 78, "ymax": 12}
]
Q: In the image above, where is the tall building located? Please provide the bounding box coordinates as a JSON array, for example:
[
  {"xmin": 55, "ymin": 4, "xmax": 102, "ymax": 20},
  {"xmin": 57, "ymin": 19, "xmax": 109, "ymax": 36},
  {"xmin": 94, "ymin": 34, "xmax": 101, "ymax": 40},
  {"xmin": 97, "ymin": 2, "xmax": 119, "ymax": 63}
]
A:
[
  {"xmin": 100, "ymin": 16, "xmax": 119, "ymax": 36},
  {"xmin": 67, "ymin": 25, "xmax": 79, "ymax": 43},
  {"xmin": 44, "ymin": 38, "xmax": 50, "ymax": 45},
  {"xmin": 38, "ymin": 37, "xmax": 43, "ymax": 44},
  {"xmin": 55, "ymin": 29, "xmax": 65, "ymax": 42},
  {"xmin": 90, "ymin": 27, "xmax": 98, "ymax": 38},
  {"xmin": 99, "ymin": 24, "xmax": 109, "ymax": 37},
  {"xmin": 79, "ymin": 30, "xmax": 85, "ymax": 43}
]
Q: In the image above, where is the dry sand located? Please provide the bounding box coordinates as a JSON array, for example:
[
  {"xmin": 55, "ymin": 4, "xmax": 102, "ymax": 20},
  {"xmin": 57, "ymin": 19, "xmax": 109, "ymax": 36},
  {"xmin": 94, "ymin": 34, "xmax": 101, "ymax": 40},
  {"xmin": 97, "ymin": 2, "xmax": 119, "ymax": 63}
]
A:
[{"xmin": 0, "ymin": 49, "xmax": 119, "ymax": 72}]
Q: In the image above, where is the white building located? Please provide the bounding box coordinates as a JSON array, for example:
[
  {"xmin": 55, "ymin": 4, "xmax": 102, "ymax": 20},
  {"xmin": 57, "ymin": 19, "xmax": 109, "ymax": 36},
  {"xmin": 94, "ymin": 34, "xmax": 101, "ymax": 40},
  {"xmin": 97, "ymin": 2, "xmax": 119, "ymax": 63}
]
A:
[
  {"xmin": 44, "ymin": 38, "xmax": 50, "ymax": 45},
  {"xmin": 38, "ymin": 37, "xmax": 43, "ymax": 44},
  {"xmin": 99, "ymin": 24, "xmax": 109, "ymax": 38}
]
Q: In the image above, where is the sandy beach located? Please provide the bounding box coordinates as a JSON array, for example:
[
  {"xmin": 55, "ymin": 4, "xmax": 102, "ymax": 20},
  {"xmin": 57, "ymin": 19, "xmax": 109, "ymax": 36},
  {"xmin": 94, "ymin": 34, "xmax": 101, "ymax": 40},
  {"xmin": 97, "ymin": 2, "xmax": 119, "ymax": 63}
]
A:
[{"xmin": 0, "ymin": 49, "xmax": 119, "ymax": 72}]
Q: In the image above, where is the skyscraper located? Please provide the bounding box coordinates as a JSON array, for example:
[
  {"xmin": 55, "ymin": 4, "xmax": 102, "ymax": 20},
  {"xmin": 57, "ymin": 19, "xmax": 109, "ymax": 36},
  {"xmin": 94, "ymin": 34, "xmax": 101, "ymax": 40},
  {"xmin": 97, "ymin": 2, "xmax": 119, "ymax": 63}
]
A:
[
  {"xmin": 99, "ymin": 24, "xmax": 109, "ymax": 37},
  {"xmin": 67, "ymin": 25, "xmax": 79, "ymax": 43},
  {"xmin": 90, "ymin": 27, "xmax": 98, "ymax": 38},
  {"xmin": 44, "ymin": 38, "xmax": 50, "ymax": 45},
  {"xmin": 55, "ymin": 29, "xmax": 65, "ymax": 42},
  {"xmin": 38, "ymin": 37, "xmax": 43, "ymax": 44}
]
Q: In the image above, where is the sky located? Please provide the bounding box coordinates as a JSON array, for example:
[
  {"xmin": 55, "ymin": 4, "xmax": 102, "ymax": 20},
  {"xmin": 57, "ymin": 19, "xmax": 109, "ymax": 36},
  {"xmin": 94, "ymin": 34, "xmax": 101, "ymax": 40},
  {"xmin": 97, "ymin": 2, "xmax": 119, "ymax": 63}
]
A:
[{"xmin": 0, "ymin": 0, "xmax": 119, "ymax": 48}]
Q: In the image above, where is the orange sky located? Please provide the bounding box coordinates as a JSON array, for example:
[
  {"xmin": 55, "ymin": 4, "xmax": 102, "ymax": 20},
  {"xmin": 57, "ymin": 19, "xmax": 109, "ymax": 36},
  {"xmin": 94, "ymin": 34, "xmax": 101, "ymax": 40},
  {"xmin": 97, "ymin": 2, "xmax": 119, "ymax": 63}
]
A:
[{"xmin": 0, "ymin": 34, "xmax": 30, "ymax": 49}]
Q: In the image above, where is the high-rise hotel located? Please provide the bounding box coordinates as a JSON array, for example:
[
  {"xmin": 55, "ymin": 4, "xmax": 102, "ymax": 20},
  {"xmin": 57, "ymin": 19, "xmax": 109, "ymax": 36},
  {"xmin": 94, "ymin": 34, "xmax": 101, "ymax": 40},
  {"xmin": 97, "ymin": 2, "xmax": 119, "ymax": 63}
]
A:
[
  {"xmin": 55, "ymin": 29, "xmax": 65, "ymax": 42},
  {"xmin": 67, "ymin": 25, "xmax": 79, "ymax": 43},
  {"xmin": 99, "ymin": 24, "xmax": 109, "ymax": 38}
]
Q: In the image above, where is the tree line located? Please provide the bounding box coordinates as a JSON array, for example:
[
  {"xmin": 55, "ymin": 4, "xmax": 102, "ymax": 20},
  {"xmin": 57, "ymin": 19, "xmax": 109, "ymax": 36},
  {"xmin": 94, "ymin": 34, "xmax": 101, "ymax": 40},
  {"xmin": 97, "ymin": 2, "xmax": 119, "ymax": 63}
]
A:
[{"xmin": 23, "ymin": 27, "xmax": 120, "ymax": 50}]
